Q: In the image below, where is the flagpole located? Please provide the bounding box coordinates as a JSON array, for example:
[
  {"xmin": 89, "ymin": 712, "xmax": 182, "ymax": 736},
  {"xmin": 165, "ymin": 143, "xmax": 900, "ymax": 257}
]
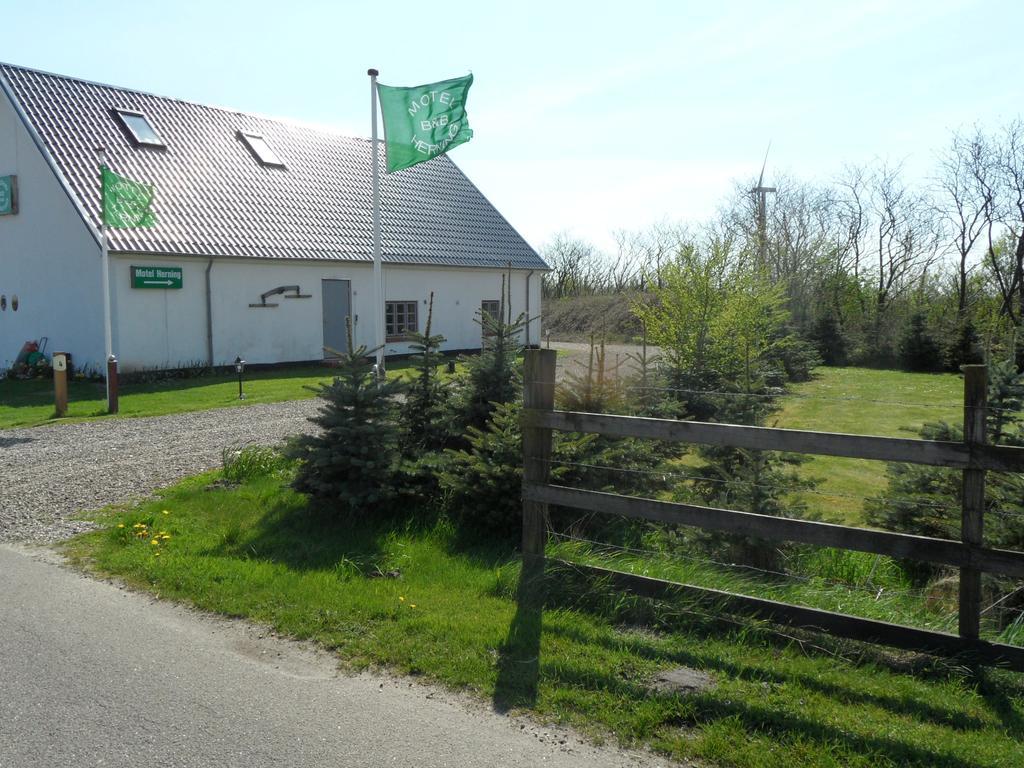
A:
[
  {"xmin": 368, "ymin": 68, "xmax": 385, "ymax": 372},
  {"xmin": 96, "ymin": 146, "xmax": 114, "ymax": 407}
]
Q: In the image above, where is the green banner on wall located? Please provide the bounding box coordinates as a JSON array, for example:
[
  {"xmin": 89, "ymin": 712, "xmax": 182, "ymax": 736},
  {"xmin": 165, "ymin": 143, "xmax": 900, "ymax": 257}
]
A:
[
  {"xmin": 131, "ymin": 265, "xmax": 182, "ymax": 289},
  {"xmin": 0, "ymin": 175, "xmax": 17, "ymax": 215}
]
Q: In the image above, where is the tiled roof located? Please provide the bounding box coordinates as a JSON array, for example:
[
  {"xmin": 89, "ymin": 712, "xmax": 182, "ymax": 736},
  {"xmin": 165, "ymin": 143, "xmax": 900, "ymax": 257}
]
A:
[{"xmin": 0, "ymin": 63, "xmax": 547, "ymax": 270}]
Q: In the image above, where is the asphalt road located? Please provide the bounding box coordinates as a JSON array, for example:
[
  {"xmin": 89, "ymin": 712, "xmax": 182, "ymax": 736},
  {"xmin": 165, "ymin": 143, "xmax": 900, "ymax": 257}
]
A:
[{"xmin": 0, "ymin": 545, "xmax": 667, "ymax": 768}]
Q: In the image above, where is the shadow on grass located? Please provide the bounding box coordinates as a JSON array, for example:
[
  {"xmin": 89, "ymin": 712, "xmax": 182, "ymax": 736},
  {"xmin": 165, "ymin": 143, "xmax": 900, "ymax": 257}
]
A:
[
  {"xmin": 545, "ymin": 620, "xmax": 996, "ymax": 734},
  {"xmin": 533, "ymin": 562, "xmax": 1024, "ymax": 764},
  {"xmin": 493, "ymin": 555, "xmax": 543, "ymax": 713},
  {"xmin": 202, "ymin": 493, "xmax": 386, "ymax": 573},
  {"xmin": 531, "ymin": 631, "xmax": 1012, "ymax": 767}
]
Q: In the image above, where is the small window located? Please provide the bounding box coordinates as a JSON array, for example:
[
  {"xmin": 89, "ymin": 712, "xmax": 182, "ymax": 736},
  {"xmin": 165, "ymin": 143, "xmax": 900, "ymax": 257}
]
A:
[
  {"xmin": 386, "ymin": 301, "xmax": 418, "ymax": 339},
  {"xmin": 114, "ymin": 109, "xmax": 165, "ymax": 147},
  {"xmin": 238, "ymin": 131, "xmax": 285, "ymax": 168},
  {"xmin": 481, "ymin": 300, "xmax": 501, "ymax": 323}
]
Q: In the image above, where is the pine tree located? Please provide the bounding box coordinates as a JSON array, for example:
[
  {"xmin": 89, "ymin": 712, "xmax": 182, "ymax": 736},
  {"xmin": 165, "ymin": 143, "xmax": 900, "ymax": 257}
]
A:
[
  {"xmin": 945, "ymin": 320, "xmax": 982, "ymax": 371},
  {"xmin": 898, "ymin": 311, "xmax": 942, "ymax": 372},
  {"xmin": 810, "ymin": 312, "xmax": 848, "ymax": 366},
  {"xmin": 288, "ymin": 321, "xmax": 405, "ymax": 512},
  {"xmin": 401, "ymin": 293, "xmax": 449, "ymax": 453},
  {"xmin": 452, "ymin": 275, "xmax": 526, "ymax": 434},
  {"xmin": 439, "ymin": 400, "xmax": 595, "ymax": 540}
]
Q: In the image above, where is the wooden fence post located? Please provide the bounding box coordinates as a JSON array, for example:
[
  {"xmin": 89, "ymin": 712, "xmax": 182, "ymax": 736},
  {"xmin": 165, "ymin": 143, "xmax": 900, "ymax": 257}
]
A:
[
  {"xmin": 960, "ymin": 364, "xmax": 987, "ymax": 641},
  {"xmin": 522, "ymin": 349, "xmax": 557, "ymax": 596}
]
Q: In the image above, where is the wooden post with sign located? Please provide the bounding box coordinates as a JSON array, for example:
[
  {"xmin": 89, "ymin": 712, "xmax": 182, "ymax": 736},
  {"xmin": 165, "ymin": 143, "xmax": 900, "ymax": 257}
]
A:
[
  {"xmin": 107, "ymin": 356, "xmax": 119, "ymax": 415},
  {"xmin": 52, "ymin": 352, "xmax": 68, "ymax": 417}
]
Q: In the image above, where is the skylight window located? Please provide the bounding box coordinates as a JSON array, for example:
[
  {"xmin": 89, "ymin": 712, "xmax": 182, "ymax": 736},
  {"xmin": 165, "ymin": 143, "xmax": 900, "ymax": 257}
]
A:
[
  {"xmin": 114, "ymin": 109, "xmax": 165, "ymax": 147},
  {"xmin": 238, "ymin": 131, "xmax": 285, "ymax": 168}
]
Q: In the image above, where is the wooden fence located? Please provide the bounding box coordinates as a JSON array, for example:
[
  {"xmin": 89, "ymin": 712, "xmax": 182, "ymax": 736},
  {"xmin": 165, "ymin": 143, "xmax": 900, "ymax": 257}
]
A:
[{"xmin": 520, "ymin": 349, "xmax": 1024, "ymax": 671}]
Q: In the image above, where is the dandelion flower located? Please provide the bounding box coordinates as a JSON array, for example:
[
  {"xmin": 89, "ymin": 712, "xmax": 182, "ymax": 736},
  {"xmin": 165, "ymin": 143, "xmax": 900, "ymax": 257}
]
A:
[
  {"xmin": 410, "ymin": 604, "xmax": 417, "ymax": 609},
  {"xmin": 117, "ymin": 524, "xmax": 125, "ymax": 528},
  {"xmin": 151, "ymin": 539, "xmax": 159, "ymax": 546},
  {"xmin": 398, "ymin": 596, "xmax": 405, "ymax": 602},
  {"xmin": 162, "ymin": 510, "xmax": 170, "ymax": 515}
]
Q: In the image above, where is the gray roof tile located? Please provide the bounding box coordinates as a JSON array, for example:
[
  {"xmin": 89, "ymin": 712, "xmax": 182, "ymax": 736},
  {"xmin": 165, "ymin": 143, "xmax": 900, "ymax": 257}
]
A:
[{"xmin": 0, "ymin": 63, "xmax": 547, "ymax": 270}]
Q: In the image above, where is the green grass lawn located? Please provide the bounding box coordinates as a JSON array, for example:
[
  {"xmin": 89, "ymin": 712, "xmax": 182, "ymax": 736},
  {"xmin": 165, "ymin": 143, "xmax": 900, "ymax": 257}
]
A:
[
  {"xmin": 771, "ymin": 367, "xmax": 963, "ymax": 525},
  {"xmin": 65, "ymin": 468, "xmax": 1024, "ymax": 768},
  {"xmin": 0, "ymin": 359, "xmax": 458, "ymax": 430}
]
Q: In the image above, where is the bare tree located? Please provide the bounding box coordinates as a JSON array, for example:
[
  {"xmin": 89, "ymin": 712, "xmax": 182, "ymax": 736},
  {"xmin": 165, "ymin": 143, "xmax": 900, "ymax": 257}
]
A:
[
  {"xmin": 989, "ymin": 120, "xmax": 1024, "ymax": 324},
  {"xmin": 935, "ymin": 127, "xmax": 996, "ymax": 318},
  {"xmin": 541, "ymin": 233, "xmax": 601, "ymax": 298},
  {"xmin": 834, "ymin": 163, "xmax": 941, "ymax": 354}
]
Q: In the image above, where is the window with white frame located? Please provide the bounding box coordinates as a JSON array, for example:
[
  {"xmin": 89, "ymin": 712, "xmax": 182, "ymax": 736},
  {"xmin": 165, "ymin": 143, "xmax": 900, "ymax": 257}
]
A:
[
  {"xmin": 481, "ymin": 300, "xmax": 501, "ymax": 322},
  {"xmin": 386, "ymin": 301, "xmax": 418, "ymax": 339}
]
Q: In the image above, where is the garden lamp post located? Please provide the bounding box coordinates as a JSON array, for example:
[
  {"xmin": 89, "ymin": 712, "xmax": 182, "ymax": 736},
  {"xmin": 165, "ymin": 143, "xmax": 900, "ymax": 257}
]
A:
[{"xmin": 235, "ymin": 356, "xmax": 245, "ymax": 400}]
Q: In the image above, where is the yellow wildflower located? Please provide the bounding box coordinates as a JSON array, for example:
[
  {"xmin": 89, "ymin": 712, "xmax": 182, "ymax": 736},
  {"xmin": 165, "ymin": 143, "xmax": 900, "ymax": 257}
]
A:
[
  {"xmin": 162, "ymin": 510, "xmax": 170, "ymax": 515},
  {"xmin": 398, "ymin": 596, "xmax": 405, "ymax": 602},
  {"xmin": 410, "ymin": 604, "xmax": 417, "ymax": 609},
  {"xmin": 117, "ymin": 523, "xmax": 125, "ymax": 528},
  {"xmin": 151, "ymin": 539, "xmax": 159, "ymax": 546}
]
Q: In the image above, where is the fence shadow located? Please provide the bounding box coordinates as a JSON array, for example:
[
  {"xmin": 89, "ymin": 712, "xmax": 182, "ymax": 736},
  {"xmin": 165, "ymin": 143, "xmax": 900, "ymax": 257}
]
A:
[{"xmin": 493, "ymin": 558, "xmax": 544, "ymax": 713}]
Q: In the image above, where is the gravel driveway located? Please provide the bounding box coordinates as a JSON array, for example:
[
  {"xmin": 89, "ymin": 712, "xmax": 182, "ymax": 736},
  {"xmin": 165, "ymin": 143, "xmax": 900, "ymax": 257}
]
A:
[
  {"xmin": 0, "ymin": 400, "xmax": 321, "ymax": 543},
  {"xmin": 1, "ymin": 345, "xmax": 657, "ymax": 544}
]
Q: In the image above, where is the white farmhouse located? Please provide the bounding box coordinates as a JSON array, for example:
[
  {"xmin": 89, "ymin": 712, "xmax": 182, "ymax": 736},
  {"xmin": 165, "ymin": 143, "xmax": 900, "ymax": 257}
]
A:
[{"xmin": 0, "ymin": 63, "xmax": 546, "ymax": 373}]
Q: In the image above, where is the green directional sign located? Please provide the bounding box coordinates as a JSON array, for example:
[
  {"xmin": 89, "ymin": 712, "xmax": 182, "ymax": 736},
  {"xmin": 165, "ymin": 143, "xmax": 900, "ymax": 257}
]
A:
[
  {"xmin": 131, "ymin": 265, "xmax": 182, "ymax": 289},
  {"xmin": 0, "ymin": 175, "xmax": 17, "ymax": 215}
]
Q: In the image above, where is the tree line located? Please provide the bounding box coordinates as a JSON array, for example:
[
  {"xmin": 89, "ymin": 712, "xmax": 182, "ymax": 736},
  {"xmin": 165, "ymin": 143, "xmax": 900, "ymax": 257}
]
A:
[{"xmin": 543, "ymin": 119, "xmax": 1024, "ymax": 371}]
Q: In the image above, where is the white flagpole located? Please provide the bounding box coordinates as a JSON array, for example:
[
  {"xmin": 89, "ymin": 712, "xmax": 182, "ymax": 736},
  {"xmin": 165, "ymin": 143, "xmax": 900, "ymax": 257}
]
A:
[
  {"xmin": 97, "ymin": 146, "xmax": 114, "ymax": 405},
  {"xmin": 368, "ymin": 68, "xmax": 385, "ymax": 372}
]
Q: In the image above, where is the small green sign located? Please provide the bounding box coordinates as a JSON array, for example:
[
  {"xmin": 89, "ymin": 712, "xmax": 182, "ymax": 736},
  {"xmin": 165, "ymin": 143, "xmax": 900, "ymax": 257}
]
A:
[
  {"xmin": 0, "ymin": 175, "xmax": 17, "ymax": 216},
  {"xmin": 132, "ymin": 265, "xmax": 182, "ymax": 289}
]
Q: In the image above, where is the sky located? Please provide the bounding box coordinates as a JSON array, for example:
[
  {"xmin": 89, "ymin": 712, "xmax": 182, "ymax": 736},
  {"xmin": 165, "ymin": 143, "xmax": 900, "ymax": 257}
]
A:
[{"xmin": 3, "ymin": 0, "xmax": 1021, "ymax": 253}]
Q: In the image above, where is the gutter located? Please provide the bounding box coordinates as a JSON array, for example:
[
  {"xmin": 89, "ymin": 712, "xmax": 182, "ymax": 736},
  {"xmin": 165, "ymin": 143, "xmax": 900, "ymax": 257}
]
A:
[
  {"xmin": 525, "ymin": 270, "xmax": 534, "ymax": 347},
  {"xmin": 205, "ymin": 258, "xmax": 214, "ymax": 366}
]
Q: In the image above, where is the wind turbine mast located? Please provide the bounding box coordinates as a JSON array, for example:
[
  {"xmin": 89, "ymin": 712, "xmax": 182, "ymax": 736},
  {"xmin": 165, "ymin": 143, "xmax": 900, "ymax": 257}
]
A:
[{"xmin": 751, "ymin": 141, "xmax": 776, "ymax": 267}]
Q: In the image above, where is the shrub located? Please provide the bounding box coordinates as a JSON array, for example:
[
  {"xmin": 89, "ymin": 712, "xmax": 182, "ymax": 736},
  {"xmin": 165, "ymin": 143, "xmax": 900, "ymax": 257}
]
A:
[
  {"xmin": 439, "ymin": 401, "xmax": 524, "ymax": 539},
  {"xmin": 439, "ymin": 400, "xmax": 596, "ymax": 541},
  {"xmin": 287, "ymin": 334, "xmax": 405, "ymax": 513},
  {"xmin": 773, "ymin": 334, "xmax": 822, "ymax": 383},
  {"xmin": 221, "ymin": 445, "xmax": 290, "ymax": 483}
]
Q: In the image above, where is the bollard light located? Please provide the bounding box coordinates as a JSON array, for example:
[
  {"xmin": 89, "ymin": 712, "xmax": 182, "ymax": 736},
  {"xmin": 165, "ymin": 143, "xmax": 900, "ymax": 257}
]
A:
[{"xmin": 235, "ymin": 356, "xmax": 246, "ymax": 400}]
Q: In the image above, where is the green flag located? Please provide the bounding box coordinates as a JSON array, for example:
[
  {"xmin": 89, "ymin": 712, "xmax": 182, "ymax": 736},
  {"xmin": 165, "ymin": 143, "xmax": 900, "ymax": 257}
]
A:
[
  {"xmin": 101, "ymin": 165, "xmax": 156, "ymax": 228},
  {"xmin": 377, "ymin": 74, "xmax": 474, "ymax": 173}
]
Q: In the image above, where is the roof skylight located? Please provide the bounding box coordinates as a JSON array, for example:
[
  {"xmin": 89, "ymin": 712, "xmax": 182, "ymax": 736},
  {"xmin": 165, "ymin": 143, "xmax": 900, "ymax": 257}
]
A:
[
  {"xmin": 114, "ymin": 109, "xmax": 164, "ymax": 147},
  {"xmin": 238, "ymin": 131, "xmax": 285, "ymax": 168}
]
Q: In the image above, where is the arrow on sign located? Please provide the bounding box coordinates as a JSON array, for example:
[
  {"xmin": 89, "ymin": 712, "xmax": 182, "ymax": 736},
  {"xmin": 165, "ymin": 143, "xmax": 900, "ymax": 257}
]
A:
[{"xmin": 143, "ymin": 280, "xmax": 174, "ymax": 286}]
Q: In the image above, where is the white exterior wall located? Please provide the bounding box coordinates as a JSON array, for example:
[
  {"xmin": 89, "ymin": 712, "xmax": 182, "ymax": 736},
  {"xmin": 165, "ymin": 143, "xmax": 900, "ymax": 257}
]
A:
[
  {"xmin": 0, "ymin": 87, "xmax": 103, "ymax": 372},
  {"xmin": 1, "ymin": 85, "xmax": 545, "ymax": 374},
  {"xmin": 109, "ymin": 254, "xmax": 543, "ymax": 370}
]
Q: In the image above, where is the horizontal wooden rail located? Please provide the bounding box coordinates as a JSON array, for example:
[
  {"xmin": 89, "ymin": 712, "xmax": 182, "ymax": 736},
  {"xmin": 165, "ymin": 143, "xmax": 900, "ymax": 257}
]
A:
[
  {"xmin": 553, "ymin": 560, "xmax": 1024, "ymax": 671},
  {"xmin": 524, "ymin": 409, "xmax": 1024, "ymax": 472},
  {"xmin": 525, "ymin": 484, "xmax": 1024, "ymax": 579}
]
